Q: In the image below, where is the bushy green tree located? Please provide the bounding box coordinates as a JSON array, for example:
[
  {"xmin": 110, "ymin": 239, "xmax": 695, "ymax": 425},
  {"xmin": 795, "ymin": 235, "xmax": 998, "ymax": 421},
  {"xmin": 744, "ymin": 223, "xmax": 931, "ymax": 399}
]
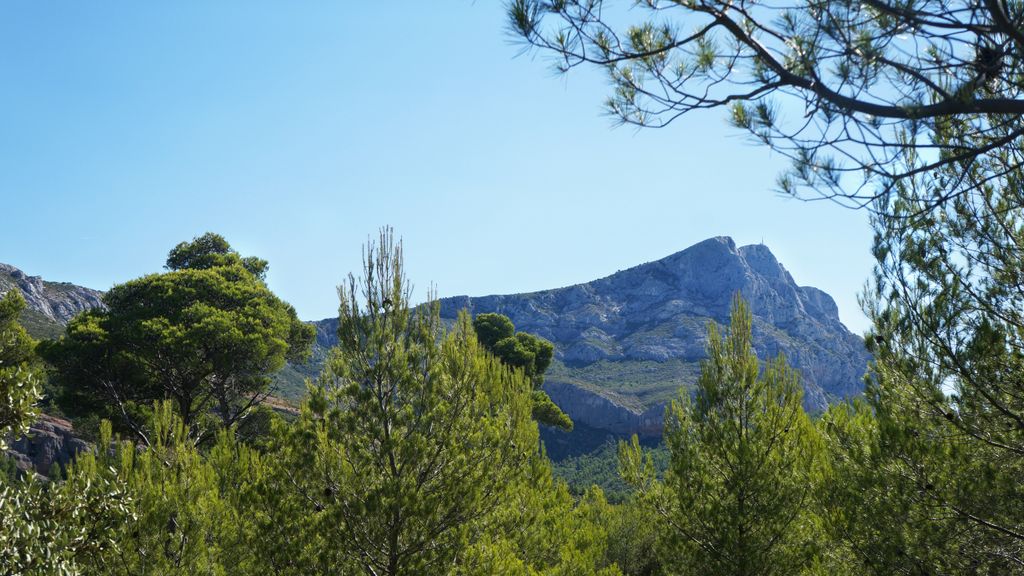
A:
[
  {"xmin": 41, "ymin": 232, "xmax": 314, "ymax": 442},
  {"xmin": 621, "ymin": 296, "xmax": 824, "ymax": 576},
  {"xmin": 600, "ymin": 498, "xmax": 664, "ymax": 576},
  {"xmin": 473, "ymin": 312, "xmax": 515, "ymax": 350},
  {"xmin": 817, "ymin": 399, "xmax": 971, "ymax": 575},
  {"xmin": 814, "ymin": 164, "xmax": 1024, "ymax": 572},
  {"xmin": 460, "ymin": 464, "xmax": 622, "ymax": 576},
  {"xmin": 529, "ymin": 388, "xmax": 573, "ymax": 431},
  {"xmin": 474, "ymin": 313, "xmax": 554, "ymax": 386},
  {"xmin": 473, "ymin": 312, "xmax": 571, "ymax": 430},
  {"xmin": 0, "ymin": 291, "xmax": 39, "ymax": 450},
  {"xmin": 809, "ymin": 180, "xmax": 1024, "ymax": 570},
  {"xmin": 56, "ymin": 402, "xmax": 277, "ymax": 576}
]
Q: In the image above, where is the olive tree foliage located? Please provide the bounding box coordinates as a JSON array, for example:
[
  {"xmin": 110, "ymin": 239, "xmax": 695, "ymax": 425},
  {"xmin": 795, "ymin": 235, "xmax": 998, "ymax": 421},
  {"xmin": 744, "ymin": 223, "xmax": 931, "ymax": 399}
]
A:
[
  {"xmin": 0, "ymin": 468, "xmax": 132, "ymax": 576},
  {"xmin": 508, "ymin": 0, "xmax": 1024, "ymax": 210},
  {"xmin": 620, "ymin": 297, "xmax": 824, "ymax": 576},
  {"xmin": 0, "ymin": 291, "xmax": 39, "ymax": 450}
]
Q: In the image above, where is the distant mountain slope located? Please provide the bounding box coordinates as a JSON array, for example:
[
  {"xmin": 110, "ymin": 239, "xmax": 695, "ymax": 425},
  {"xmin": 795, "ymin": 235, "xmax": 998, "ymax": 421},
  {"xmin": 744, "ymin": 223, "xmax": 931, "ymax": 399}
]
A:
[
  {"xmin": 0, "ymin": 263, "xmax": 105, "ymax": 339},
  {"xmin": 3, "ymin": 237, "xmax": 871, "ymax": 441},
  {"xmin": 437, "ymin": 236, "xmax": 870, "ymax": 436}
]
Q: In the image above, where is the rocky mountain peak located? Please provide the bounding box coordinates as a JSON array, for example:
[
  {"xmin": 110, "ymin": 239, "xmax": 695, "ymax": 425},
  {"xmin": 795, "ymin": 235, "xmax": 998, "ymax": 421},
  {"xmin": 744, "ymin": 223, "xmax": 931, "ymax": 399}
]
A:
[
  {"xmin": 565, "ymin": 236, "xmax": 844, "ymax": 330},
  {"xmin": 439, "ymin": 237, "xmax": 869, "ymax": 435}
]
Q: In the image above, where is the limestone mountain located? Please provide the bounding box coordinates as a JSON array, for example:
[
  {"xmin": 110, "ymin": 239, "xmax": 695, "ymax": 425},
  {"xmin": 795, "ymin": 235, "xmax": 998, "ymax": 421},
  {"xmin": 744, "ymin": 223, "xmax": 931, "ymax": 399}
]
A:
[{"xmin": 438, "ymin": 237, "xmax": 870, "ymax": 437}]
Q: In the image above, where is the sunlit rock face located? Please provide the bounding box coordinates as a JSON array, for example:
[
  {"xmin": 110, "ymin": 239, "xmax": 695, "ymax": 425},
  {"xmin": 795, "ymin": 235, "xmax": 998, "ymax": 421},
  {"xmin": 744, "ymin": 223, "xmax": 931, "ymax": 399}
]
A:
[
  {"xmin": 5, "ymin": 415, "xmax": 89, "ymax": 479},
  {"xmin": 439, "ymin": 237, "xmax": 870, "ymax": 437},
  {"xmin": 0, "ymin": 263, "xmax": 105, "ymax": 324}
]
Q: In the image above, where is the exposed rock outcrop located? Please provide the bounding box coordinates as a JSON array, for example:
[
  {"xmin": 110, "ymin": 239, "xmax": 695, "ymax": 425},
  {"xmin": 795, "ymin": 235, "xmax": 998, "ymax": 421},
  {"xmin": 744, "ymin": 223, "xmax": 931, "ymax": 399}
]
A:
[
  {"xmin": 5, "ymin": 415, "xmax": 89, "ymax": 478},
  {"xmin": 544, "ymin": 381, "xmax": 664, "ymax": 436}
]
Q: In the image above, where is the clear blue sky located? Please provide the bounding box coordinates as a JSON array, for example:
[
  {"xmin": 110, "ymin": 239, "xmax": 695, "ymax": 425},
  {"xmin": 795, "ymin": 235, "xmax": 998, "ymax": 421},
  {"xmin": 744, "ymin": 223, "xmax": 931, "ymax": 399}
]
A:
[{"xmin": 0, "ymin": 2, "xmax": 874, "ymax": 333}]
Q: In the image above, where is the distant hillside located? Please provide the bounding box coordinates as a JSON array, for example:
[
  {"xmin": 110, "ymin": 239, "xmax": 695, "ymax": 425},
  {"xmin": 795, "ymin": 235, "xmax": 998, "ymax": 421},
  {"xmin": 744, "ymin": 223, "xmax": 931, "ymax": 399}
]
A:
[
  {"xmin": 0, "ymin": 263, "xmax": 105, "ymax": 339},
  {"xmin": 436, "ymin": 236, "xmax": 870, "ymax": 438}
]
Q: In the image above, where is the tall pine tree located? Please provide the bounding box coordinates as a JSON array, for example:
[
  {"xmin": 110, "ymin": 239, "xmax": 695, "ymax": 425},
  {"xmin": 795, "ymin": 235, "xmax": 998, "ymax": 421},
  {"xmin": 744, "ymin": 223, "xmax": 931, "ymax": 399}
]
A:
[
  {"xmin": 621, "ymin": 296, "xmax": 823, "ymax": 576},
  {"xmin": 266, "ymin": 229, "xmax": 539, "ymax": 575}
]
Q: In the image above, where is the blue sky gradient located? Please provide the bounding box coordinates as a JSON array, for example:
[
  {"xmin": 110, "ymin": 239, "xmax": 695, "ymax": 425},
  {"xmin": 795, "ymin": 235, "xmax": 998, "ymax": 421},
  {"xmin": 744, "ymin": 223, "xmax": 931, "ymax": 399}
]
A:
[{"xmin": 0, "ymin": 2, "xmax": 874, "ymax": 332}]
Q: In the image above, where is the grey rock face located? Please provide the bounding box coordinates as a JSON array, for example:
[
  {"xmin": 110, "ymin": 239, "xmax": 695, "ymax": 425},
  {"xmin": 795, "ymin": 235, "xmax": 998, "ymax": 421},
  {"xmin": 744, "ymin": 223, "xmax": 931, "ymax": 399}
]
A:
[
  {"xmin": 438, "ymin": 237, "xmax": 870, "ymax": 436},
  {"xmin": 0, "ymin": 263, "xmax": 105, "ymax": 324},
  {"xmin": 544, "ymin": 381, "xmax": 664, "ymax": 436},
  {"xmin": 5, "ymin": 415, "xmax": 89, "ymax": 478}
]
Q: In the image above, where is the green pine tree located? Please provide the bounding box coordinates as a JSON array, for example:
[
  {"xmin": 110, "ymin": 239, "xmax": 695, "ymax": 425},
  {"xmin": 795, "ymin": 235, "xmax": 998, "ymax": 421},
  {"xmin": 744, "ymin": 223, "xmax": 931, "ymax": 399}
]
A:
[
  {"xmin": 263, "ymin": 229, "xmax": 538, "ymax": 575},
  {"xmin": 818, "ymin": 145, "xmax": 1024, "ymax": 573},
  {"xmin": 621, "ymin": 296, "xmax": 824, "ymax": 576},
  {"xmin": 61, "ymin": 403, "xmax": 279, "ymax": 575}
]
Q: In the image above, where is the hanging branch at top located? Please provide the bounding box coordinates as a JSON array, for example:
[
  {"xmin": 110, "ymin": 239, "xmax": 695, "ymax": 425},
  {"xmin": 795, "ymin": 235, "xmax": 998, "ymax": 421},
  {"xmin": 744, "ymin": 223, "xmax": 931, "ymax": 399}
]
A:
[{"xmin": 508, "ymin": 0, "xmax": 1024, "ymax": 213}]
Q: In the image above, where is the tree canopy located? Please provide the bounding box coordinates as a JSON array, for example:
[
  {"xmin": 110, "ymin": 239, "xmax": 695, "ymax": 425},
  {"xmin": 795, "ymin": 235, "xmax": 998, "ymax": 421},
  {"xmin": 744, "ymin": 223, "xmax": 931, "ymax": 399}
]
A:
[
  {"xmin": 166, "ymin": 232, "xmax": 269, "ymax": 279},
  {"xmin": 472, "ymin": 312, "xmax": 572, "ymax": 430},
  {"xmin": 40, "ymin": 233, "xmax": 315, "ymax": 442},
  {"xmin": 508, "ymin": 0, "xmax": 1024, "ymax": 211},
  {"xmin": 473, "ymin": 313, "xmax": 554, "ymax": 386}
]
